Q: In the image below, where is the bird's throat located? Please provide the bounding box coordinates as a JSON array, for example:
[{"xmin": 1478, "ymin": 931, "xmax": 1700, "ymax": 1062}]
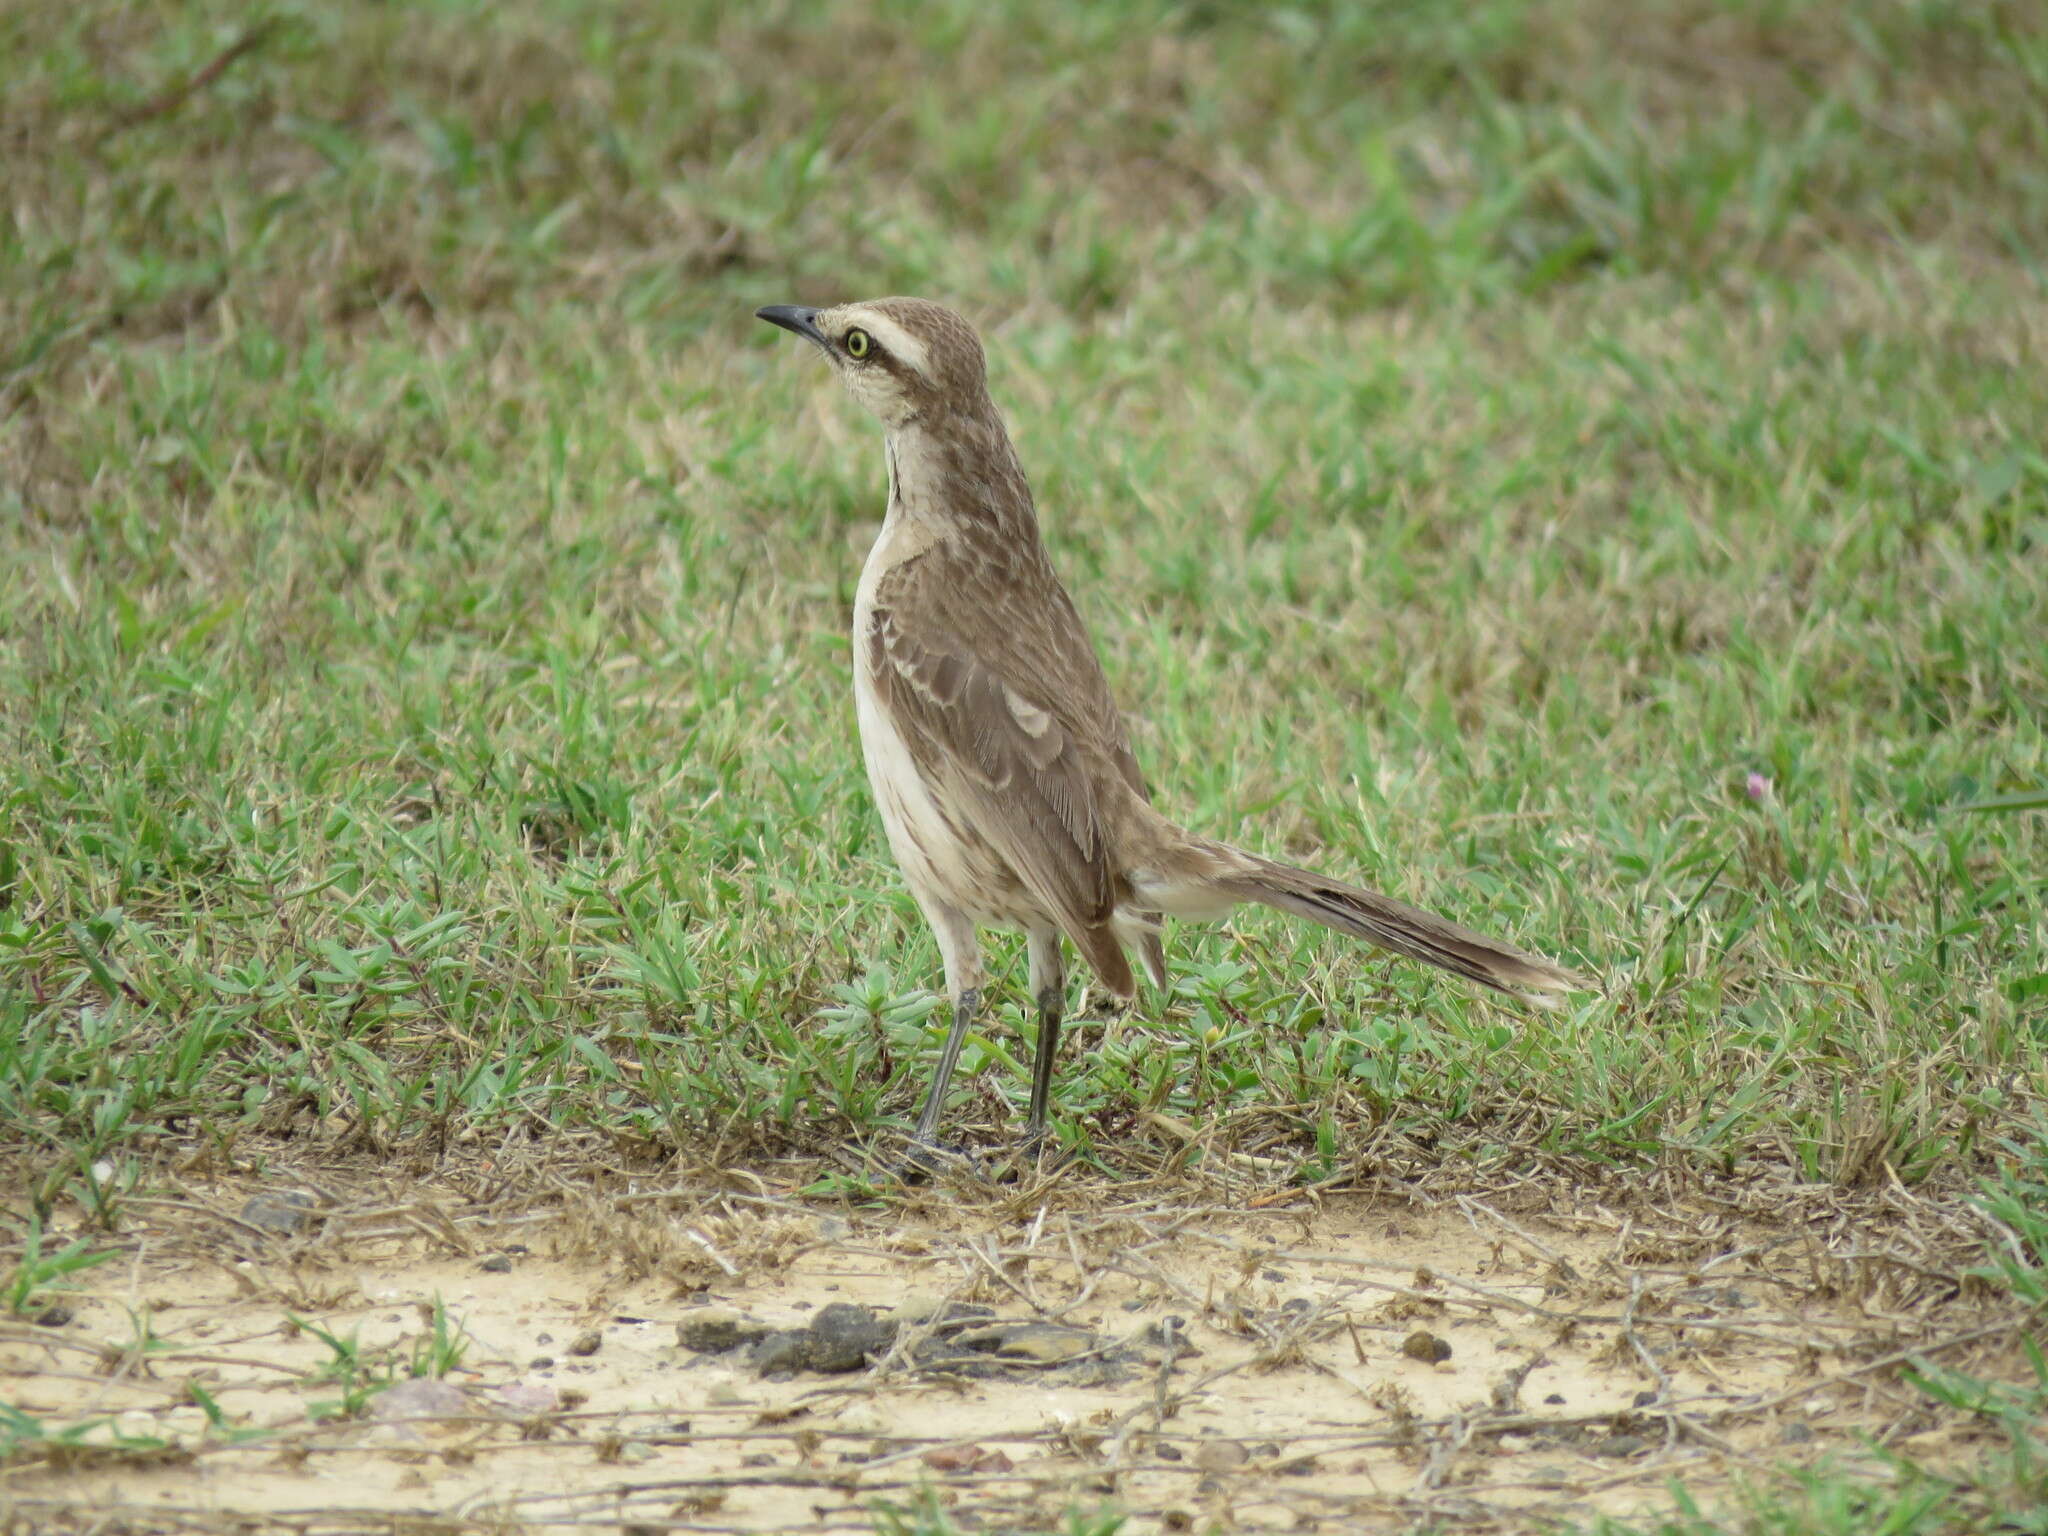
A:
[{"xmin": 882, "ymin": 414, "xmax": 1038, "ymax": 546}]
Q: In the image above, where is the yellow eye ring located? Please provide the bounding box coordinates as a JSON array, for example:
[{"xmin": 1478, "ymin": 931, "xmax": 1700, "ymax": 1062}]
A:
[{"xmin": 844, "ymin": 328, "xmax": 872, "ymax": 359}]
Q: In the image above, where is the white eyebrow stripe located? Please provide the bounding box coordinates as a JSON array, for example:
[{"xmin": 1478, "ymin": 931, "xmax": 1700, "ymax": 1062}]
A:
[{"xmin": 840, "ymin": 309, "xmax": 931, "ymax": 379}]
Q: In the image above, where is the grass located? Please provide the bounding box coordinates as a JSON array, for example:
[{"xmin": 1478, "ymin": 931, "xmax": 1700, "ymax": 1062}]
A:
[
  {"xmin": 3, "ymin": 0, "xmax": 2045, "ymax": 1186},
  {"xmin": 1, "ymin": 1, "xmax": 2046, "ymax": 1523}
]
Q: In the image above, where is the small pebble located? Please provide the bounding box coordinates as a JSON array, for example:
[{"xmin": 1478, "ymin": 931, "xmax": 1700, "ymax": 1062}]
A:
[
  {"xmin": 568, "ymin": 1330, "xmax": 603, "ymax": 1357},
  {"xmin": 952, "ymin": 1321, "xmax": 1094, "ymax": 1364},
  {"xmin": 492, "ymin": 1381, "xmax": 560, "ymax": 1415},
  {"xmin": 1401, "ymin": 1330, "xmax": 1452, "ymax": 1364},
  {"xmin": 479, "ymin": 1255, "xmax": 512, "ymax": 1274},
  {"xmin": 370, "ymin": 1378, "xmax": 467, "ymax": 1423},
  {"xmin": 1193, "ymin": 1439, "xmax": 1249, "ymax": 1473},
  {"xmin": 886, "ymin": 1295, "xmax": 950, "ymax": 1327},
  {"xmin": 676, "ymin": 1308, "xmax": 770, "ymax": 1354},
  {"xmin": 239, "ymin": 1191, "xmax": 317, "ymax": 1236}
]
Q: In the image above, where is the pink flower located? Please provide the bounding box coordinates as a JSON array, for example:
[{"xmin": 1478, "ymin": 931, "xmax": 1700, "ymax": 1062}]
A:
[{"xmin": 1745, "ymin": 772, "xmax": 1772, "ymax": 803}]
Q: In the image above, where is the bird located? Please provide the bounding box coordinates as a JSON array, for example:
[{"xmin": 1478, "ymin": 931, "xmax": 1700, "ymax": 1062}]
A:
[{"xmin": 756, "ymin": 297, "xmax": 1586, "ymax": 1155}]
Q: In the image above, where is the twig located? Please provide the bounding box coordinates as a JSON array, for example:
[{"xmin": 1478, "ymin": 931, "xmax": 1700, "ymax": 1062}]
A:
[
  {"xmin": 1623, "ymin": 1272, "xmax": 1680, "ymax": 1452},
  {"xmin": 684, "ymin": 1227, "xmax": 740, "ymax": 1277},
  {"xmin": 1412, "ymin": 1410, "xmax": 1475, "ymax": 1492},
  {"xmin": 1457, "ymin": 1195, "xmax": 1574, "ymax": 1272},
  {"xmin": 102, "ymin": 22, "xmax": 277, "ymax": 140},
  {"xmin": 1624, "ymin": 1273, "xmax": 1738, "ymax": 1456},
  {"xmin": 958, "ymin": 1233, "xmax": 1047, "ymax": 1314}
]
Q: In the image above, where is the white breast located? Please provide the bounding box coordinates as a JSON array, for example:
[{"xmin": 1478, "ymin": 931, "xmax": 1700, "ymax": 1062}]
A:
[
  {"xmin": 848, "ymin": 440, "xmax": 1043, "ymax": 929},
  {"xmin": 852, "ymin": 517, "xmax": 966, "ymax": 912}
]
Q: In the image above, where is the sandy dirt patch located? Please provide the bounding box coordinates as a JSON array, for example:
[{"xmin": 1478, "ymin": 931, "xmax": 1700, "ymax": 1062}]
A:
[{"xmin": 1, "ymin": 1157, "xmax": 2014, "ymax": 1533}]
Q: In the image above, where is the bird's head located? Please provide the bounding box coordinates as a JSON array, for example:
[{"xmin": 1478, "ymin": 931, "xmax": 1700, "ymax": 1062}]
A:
[{"xmin": 755, "ymin": 296, "xmax": 989, "ymax": 432}]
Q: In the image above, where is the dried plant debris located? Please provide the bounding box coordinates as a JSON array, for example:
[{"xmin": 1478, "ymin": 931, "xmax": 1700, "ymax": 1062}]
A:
[
  {"xmin": 1, "ymin": 1156, "xmax": 2032, "ymax": 1534},
  {"xmin": 678, "ymin": 1297, "xmax": 1140, "ymax": 1381}
]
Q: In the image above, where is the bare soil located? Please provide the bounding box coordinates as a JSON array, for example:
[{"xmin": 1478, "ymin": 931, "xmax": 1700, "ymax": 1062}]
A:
[{"xmin": 0, "ymin": 1153, "xmax": 2018, "ymax": 1534}]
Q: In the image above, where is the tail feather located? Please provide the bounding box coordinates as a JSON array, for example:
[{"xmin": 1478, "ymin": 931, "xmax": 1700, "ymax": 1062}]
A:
[{"xmin": 1217, "ymin": 852, "xmax": 1585, "ymax": 1004}]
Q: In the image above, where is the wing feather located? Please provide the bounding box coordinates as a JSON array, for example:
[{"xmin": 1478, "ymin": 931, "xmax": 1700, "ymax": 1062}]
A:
[
  {"xmin": 863, "ymin": 541, "xmax": 1152, "ymax": 993},
  {"xmin": 869, "ymin": 609, "xmax": 1113, "ymax": 933}
]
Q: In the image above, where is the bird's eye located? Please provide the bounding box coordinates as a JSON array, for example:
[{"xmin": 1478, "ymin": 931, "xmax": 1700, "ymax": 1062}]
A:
[{"xmin": 844, "ymin": 328, "xmax": 872, "ymax": 359}]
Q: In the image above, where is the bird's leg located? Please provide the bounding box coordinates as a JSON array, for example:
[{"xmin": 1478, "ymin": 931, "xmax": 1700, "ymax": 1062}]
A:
[
  {"xmin": 910, "ymin": 987, "xmax": 979, "ymax": 1146},
  {"xmin": 1023, "ymin": 928, "xmax": 1065, "ymax": 1154},
  {"xmin": 909, "ymin": 903, "xmax": 984, "ymax": 1151}
]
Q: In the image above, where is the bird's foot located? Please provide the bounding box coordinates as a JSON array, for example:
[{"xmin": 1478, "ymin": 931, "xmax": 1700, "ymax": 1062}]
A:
[
  {"xmin": 1000, "ymin": 1128, "xmax": 1072, "ymax": 1182},
  {"xmin": 894, "ymin": 1136, "xmax": 976, "ymax": 1184}
]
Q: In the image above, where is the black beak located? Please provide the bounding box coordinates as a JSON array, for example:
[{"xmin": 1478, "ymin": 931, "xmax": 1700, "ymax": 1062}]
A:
[{"xmin": 755, "ymin": 304, "xmax": 828, "ymax": 350}]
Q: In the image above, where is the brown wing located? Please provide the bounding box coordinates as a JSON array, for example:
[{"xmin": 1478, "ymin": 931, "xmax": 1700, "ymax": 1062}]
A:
[
  {"xmin": 868, "ymin": 550, "xmax": 1137, "ymax": 993},
  {"xmin": 1040, "ymin": 570, "xmax": 1171, "ymax": 990},
  {"xmin": 1096, "ymin": 640, "xmax": 1169, "ymax": 990}
]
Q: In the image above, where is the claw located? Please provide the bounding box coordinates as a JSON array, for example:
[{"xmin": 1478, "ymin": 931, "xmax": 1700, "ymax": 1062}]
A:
[{"xmin": 895, "ymin": 1137, "xmax": 970, "ymax": 1184}]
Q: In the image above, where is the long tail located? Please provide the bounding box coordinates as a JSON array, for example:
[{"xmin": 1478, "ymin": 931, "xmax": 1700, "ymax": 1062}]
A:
[{"xmin": 1202, "ymin": 847, "xmax": 1585, "ymax": 1005}]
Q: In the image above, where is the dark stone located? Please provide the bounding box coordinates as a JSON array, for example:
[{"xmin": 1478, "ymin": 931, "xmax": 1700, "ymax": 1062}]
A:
[
  {"xmin": 951, "ymin": 1322, "xmax": 1095, "ymax": 1363},
  {"xmin": 749, "ymin": 1330, "xmax": 812, "ymax": 1377},
  {"xmin": 479, "ymin": 1254, "xmax": 513, "ymax": 1274},
  {"xmin": 749, "ymin": 1305, "xmax": 896, "ymax": 1376},
  {"xmin": 796, "ymin": 1303, "xmax": 895, "ymax": 1371},
  {"xmin": 239, "ymin": 1190, "xmax": 317, "ymax": 1235},
  {"xmin": 1544, "ymin": 1392, "xmax": 1566, "ymax": 1405},
  {"xmin": 1632, "ymin": 1389, "xmax": 1659, "ymax": 1408},
  {"xmin": 33, "ymin": 1306, "xmax": 74, "ymax": 1328},
  {"xmin": 1401, "ymin": 1330, "xmax": 1452, "ymax": 1364},
  {"xmin": 676, "ymin": 1309, "xmax": 771, "ymax": 1354},
  {"xmin": 567, "ymin": 1330, "xmax": 603, "ymax": 1357}
]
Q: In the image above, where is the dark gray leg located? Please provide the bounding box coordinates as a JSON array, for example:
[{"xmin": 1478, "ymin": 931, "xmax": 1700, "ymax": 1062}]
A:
[
  {"xmin": 912, "ymin": 986, "xmax": 979, "ymax": 1144},
  {"xmin": 1024, "ymin": 929, "xmax": 1065, "ymax": 1145},
  {"xmin": 909, "ymin": 903, "xmax": 984, "ymax": 1149}
]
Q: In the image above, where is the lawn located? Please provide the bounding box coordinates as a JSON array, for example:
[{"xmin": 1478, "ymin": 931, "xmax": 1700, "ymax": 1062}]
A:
[{"xmin": 3, "ymin": 2, "xmax": 2046, "ymax": 1531}]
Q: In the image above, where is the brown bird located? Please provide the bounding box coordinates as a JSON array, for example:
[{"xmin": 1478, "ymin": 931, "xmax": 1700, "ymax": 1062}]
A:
[{"xmin": 757, "ymin": 297, "xmax": 1584, "ymax": 1153}]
